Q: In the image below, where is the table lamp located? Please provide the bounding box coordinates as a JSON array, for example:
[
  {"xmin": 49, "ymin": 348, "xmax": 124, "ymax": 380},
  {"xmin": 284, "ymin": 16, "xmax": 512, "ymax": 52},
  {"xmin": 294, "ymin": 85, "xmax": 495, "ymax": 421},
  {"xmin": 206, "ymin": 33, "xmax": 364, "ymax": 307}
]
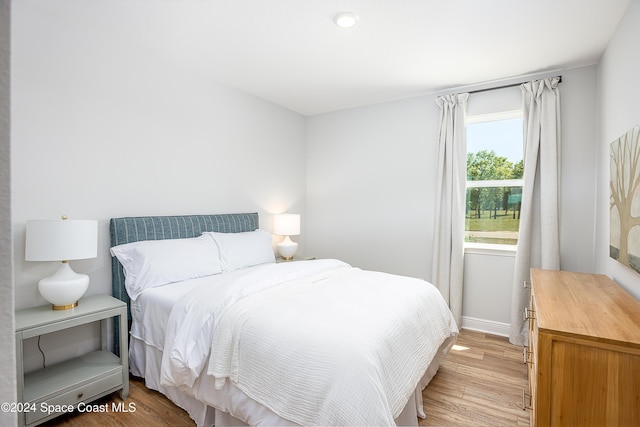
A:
[
  {"xmin": 273, "ymin": 213, "xmax": 300, "ymax": 260},
  {"xmin": 25, "ymin": 216, "xmax": 98, "ymax": 310}
]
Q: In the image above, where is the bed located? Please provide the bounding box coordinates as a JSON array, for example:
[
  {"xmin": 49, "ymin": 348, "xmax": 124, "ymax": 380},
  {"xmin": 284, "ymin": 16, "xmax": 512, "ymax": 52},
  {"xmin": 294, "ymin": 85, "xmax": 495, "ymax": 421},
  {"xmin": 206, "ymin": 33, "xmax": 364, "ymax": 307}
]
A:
[{"xmin": 109, "ymin": 213, "xmax": 458, "ymax": 426}]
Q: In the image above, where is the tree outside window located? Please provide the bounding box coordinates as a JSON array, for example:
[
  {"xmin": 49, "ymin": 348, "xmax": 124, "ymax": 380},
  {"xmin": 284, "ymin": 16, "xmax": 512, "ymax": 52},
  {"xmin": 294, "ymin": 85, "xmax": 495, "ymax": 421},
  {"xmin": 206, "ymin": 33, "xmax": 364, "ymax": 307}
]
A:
[{"xmin": 465, "ymin": 115, "xmax": 523, "ymax": 246}]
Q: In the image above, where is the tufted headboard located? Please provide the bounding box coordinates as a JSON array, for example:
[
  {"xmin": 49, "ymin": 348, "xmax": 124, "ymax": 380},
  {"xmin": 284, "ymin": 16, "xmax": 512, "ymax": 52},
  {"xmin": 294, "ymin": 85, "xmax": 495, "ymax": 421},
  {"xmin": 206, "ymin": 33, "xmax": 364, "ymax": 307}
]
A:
[{"xmin": 109, "ymin": 212, "xmax": 259, "ymax": 355}]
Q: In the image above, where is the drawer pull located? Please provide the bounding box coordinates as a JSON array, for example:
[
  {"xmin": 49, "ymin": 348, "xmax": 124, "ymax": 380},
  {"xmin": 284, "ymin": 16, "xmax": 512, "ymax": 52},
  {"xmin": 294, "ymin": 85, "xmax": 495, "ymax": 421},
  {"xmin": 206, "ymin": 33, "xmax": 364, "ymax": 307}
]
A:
[
  {"xmin": 77, "ymin": 392, "xmax": 84, "ymax": 399},
  {"xmin": 523, "ymin": 307, "xmax": 535, "ymax": 322},
  {"xmin": 522, "ymin": 389, "xmax": 532, "ymax": 410},
  {"xmin": 523, "ymin": 346, "xmax": 533, "ymax": 364}
]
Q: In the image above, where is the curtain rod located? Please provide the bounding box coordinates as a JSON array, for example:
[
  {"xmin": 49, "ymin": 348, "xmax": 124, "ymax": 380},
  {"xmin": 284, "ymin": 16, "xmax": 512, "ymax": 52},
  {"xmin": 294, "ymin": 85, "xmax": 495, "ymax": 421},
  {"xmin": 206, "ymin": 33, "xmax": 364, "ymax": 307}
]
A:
[{"xmin": 468, "ymin": 76, "xmax": 562, "ymax": 94}]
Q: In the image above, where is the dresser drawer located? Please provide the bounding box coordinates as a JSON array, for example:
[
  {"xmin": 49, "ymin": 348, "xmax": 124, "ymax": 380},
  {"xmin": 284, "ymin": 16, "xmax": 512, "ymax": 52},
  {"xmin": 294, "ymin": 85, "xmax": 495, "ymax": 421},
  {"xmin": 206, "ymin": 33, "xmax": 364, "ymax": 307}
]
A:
[{"xmin": 25, "ymin": 370, "xmax": 123, "ymax": 425}]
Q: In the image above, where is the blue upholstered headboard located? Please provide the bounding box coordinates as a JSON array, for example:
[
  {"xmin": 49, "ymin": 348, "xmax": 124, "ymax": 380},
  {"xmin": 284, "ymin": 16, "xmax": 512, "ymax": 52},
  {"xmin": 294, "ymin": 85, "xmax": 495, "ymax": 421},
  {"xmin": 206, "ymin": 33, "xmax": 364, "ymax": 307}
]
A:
[{"xmin": 109, "ymin": 212, "xmax": 259, "ymax": 355}]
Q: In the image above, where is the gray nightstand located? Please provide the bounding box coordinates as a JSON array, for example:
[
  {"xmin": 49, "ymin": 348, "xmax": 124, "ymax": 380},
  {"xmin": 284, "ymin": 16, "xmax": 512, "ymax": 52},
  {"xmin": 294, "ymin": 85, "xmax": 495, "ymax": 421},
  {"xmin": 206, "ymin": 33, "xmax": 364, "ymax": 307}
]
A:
[{"xmin": 15, "ymin": 295, "xmax": 129, "ymax": 427}]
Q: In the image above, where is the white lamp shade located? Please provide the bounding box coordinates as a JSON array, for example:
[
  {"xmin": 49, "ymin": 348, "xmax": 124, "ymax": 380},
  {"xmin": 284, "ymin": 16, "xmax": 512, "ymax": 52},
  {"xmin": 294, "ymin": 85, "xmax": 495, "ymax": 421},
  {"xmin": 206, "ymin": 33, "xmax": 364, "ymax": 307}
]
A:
[
  {"xmin": 26, "ymin": 219, "xmax": 98, "ymax": 261},
  {"xmin": 273, "ymin": 213, "xmax": 300, "ymax": 236}
]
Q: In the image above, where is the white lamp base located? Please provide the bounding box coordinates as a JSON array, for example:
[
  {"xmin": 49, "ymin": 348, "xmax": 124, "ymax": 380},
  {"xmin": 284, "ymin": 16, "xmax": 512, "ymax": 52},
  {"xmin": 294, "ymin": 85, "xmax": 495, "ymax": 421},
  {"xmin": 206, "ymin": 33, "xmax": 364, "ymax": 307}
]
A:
[
  {"xmin": 277, "ymin": 236, "xmax": 298, "ymax": 260},
  {"xmin": 38, "ymin": 261, "xmax": 89, "ymax": 310}
]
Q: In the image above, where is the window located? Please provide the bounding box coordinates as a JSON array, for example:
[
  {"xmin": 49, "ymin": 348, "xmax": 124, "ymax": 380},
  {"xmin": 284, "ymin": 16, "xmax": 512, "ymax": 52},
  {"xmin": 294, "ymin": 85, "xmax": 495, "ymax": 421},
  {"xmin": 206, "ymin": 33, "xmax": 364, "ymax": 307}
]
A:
[{"xmin": 465, "ymin": 111, "xmax": 523, "ymax": 247}]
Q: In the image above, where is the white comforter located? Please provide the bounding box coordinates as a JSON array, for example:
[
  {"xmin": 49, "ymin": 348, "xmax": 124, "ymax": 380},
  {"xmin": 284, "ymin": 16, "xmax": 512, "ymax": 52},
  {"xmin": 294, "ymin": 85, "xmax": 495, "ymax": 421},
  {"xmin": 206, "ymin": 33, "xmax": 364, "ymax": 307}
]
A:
[{"xmin": 161, "ymin": 259, "xmax": 457, "ymax": 426}]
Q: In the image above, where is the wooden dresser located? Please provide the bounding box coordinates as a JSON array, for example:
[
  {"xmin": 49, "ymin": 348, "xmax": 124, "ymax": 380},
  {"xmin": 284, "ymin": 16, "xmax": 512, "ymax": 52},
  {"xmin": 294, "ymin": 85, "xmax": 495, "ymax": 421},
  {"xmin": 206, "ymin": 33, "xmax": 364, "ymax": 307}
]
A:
[{"xmin": 525, "ymin": 269, "xmax": 640, "ymax": 426}]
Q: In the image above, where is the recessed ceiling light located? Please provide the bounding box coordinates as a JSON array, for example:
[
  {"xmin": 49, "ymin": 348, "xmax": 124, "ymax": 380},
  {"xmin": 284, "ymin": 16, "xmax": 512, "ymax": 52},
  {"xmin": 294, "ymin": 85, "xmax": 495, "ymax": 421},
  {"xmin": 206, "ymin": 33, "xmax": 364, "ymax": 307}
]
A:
[{"xmin": 334, "ymin": 12, "xmax": 359, "ymax": 29}]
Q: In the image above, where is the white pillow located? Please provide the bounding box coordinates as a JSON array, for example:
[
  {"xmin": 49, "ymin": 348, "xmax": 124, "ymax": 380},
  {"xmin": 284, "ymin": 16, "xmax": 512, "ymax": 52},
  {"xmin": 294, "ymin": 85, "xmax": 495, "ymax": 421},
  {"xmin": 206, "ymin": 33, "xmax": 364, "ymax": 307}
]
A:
[
  {"xmin": 110, "ymin": 234, "xmax": 223, "ymax": 301},
  {"xmin": 205, "ymin": 229, "xmax": 275, "ymax": 272}
]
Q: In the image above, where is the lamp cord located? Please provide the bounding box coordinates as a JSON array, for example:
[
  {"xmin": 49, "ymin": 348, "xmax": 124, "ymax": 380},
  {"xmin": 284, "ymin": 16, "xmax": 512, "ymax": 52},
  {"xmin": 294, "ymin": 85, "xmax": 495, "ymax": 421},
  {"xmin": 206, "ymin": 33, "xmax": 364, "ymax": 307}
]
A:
[{"xmin": 37, "ymin": 335, "xmax": 46, "ymax": 368}]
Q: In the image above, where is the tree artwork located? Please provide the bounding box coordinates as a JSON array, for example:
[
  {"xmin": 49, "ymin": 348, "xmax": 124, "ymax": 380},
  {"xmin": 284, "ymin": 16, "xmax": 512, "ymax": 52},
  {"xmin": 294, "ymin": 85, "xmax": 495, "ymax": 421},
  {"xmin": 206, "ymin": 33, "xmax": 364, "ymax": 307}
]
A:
[{"xmin": 610, "ymin": 126, "xmax": 640, "ymax": 273}]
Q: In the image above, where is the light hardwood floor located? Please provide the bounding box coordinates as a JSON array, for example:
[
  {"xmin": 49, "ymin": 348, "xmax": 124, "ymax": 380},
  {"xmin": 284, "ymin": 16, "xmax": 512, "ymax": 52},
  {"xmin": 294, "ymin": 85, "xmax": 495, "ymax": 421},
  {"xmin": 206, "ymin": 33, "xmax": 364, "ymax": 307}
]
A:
[
  {"xmin": 42, "ymin": 329, "xmax": 529, "ymax": 426},
  {"xmin": 421, "ymin": 329, "xmax": 530, "ymax": 427}
]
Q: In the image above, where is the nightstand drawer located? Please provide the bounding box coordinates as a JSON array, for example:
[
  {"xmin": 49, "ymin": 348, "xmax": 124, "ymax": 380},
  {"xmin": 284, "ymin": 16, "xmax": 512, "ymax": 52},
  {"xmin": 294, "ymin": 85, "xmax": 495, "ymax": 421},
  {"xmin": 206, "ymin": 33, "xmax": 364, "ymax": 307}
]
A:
[{"xmin": 25, "ymin": 370, "xmax": 122, "ymax": 425}]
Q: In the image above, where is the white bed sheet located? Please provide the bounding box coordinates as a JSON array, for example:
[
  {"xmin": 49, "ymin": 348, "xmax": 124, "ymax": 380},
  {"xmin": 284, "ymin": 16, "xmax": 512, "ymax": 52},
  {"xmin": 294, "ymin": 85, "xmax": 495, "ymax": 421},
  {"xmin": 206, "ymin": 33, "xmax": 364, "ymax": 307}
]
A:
[
  {"xmin": 130, "ymin": 261, "xmax": 457, "ymax": 427},
  {"xmin": 130, "ymin": 267, "xmax": 266, "ymax": 426},
  {"xmin": 131, "ymin": 335, "xmax": 450, "ymax": 427},
  {"xmin": 131, "ymin": 266, "xmax": 320, "ymax": 426},
  {"xmin": 131, "ymin": 263, "xmax": 272, "ymax": 355},
  {"xmin": 130, "ymin": 274, "xmax": 217, "ymax": 426}
]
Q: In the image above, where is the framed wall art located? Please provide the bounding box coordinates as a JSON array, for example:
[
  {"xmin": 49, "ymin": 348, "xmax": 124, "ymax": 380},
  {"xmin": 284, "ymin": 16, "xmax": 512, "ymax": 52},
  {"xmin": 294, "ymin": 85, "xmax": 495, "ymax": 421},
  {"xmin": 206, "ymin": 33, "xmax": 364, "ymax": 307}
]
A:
[{"xmin": 610, "ymin": 126, "xmax": 640, "ymax": 273}]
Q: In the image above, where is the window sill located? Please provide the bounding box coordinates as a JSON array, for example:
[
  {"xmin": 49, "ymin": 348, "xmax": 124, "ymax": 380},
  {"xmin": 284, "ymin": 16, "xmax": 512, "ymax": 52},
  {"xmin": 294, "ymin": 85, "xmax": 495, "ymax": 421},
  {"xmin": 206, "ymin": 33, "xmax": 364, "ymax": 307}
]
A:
[{"xmin": 464, "ymin": 242, "xmax": 517, "ymax": 257}]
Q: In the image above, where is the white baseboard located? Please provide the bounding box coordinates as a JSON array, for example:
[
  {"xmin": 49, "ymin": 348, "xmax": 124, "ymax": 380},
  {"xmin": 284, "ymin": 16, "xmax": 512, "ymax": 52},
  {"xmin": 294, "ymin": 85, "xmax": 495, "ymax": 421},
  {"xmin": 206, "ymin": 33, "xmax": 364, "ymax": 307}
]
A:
[{"xmin": 461, "ymin": 316, "xmax": 510, "ymax": 337}]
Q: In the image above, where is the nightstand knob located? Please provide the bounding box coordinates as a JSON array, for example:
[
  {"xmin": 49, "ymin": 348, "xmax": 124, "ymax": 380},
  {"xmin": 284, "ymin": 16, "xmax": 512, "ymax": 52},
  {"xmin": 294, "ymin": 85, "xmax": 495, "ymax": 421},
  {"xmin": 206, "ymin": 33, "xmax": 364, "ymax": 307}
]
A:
[{"xmin": 77, "ymin": 392, "xmax": 84, "ymax": 399}]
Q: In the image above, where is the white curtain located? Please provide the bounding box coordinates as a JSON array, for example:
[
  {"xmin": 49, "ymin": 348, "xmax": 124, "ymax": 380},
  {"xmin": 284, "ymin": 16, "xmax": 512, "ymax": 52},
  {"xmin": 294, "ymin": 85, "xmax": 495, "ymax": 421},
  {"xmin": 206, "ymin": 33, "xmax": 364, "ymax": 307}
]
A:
[
  {"xmin": 432, "ymin": 93, "xmax": 468, "ymax": 327},
  {"xmin": 510, "ymin": 77, "xmax": 561, "ymax": 345}
]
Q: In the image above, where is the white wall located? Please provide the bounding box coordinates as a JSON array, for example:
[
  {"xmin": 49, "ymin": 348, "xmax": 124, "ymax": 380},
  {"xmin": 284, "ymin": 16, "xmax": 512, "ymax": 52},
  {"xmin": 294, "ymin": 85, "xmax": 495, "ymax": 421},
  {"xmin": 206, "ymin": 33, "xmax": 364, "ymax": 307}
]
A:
[
  {"xmin": 12, "ymin": 1, "xmax": 306, "ymax": 370},
  {"xmin": 306, "ymin": 66, "xmax": 599, "ymax": 331},
  {"xmin": 0, "ymin": 0, "xmax": 17, "ymax": 424},
  {"xmin": 306, "ymin": 96, "xmax": 439, "ymax": 280},
  {"xmin": 597, "ymin": 0, "xmax": 640, "ymax": 298},
  {"xmin": 462, "ymin": 250, "xmax": 514, "ymax": 333},
  {"xmin": 556, "ymin": 67, "xmax": 600, "ymax": 273}
]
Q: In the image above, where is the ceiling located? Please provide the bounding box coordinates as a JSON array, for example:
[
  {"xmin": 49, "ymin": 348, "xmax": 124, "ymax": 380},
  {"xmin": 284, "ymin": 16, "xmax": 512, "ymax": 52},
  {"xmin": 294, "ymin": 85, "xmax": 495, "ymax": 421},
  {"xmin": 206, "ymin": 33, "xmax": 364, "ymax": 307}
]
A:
[{"xmin": 31, "ymin": 0, "xmax": 631, "ymax": 115}]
